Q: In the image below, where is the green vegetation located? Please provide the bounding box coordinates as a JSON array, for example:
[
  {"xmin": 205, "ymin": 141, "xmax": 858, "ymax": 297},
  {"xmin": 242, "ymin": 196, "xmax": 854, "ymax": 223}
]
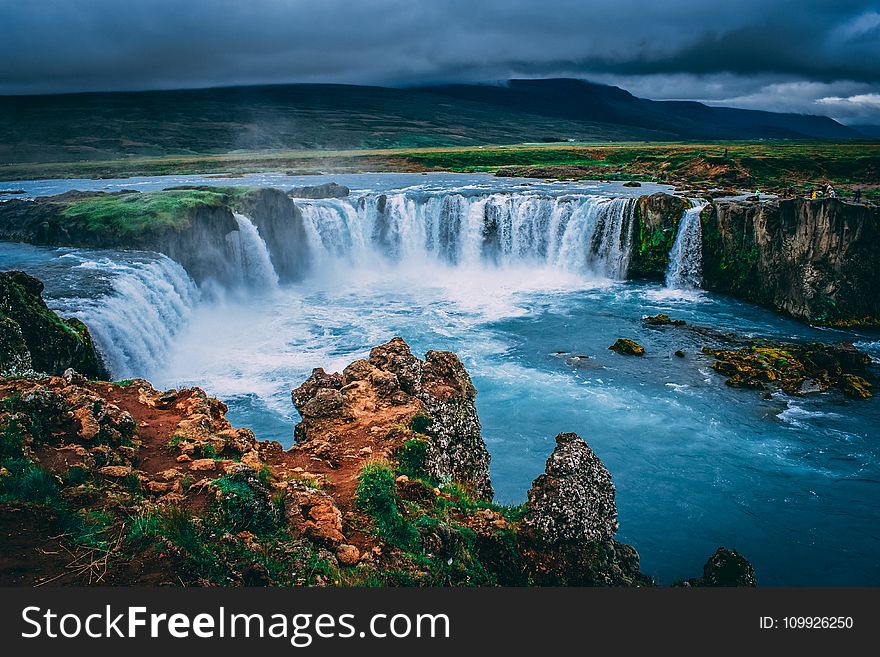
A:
[
  {"xmin": 395, "ymin": 437, "xmax": 430, "ymax": 479},
  {"xmin": 59, "ymin": 187, "xmax": 247, "ymax": 235},
  {"xmin": 2, "ymin": 141, "xmax": 875, "ymax": 201},
  {"xmin": 354, "ymin": 458, "xmax": 528, "ymax": 586},
  {"xmin": 356, "ymin": 460, "xmax": 420, "ymax": 550}
]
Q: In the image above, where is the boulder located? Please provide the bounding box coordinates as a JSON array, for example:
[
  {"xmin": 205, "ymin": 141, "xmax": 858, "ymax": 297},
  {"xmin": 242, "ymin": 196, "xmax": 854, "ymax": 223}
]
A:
[
  {"xmin": 285, "ymin": 483, "xmax": 345, "ymax": 546},
  {"xmin": 524, "ymin": 432, "xmax": 618, "ymax": 544},
  {"xmin": 609, "ymin": 338, "xmax": 645, "ymax": 356},
  {"xmin": 686, "ymin": 547, "xmax": 757, "ymax": 587}
]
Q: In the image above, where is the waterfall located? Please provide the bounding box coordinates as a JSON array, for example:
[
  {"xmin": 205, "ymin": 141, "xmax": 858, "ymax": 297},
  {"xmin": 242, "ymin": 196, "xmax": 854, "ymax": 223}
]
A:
[
  {"xmin": 665, "ymin": 200, "xmax": 708, "ymax": 290},
  {"xmin": 227, "ymin": 213, "xmax": 280, "ymax": 290},
  {"xmin": 58, "ymin": 254, "xmax": 201, "ymax": 379},
  {"xmin": 296, "ymin": 193, "xmax": 636, "ymax": 278}
]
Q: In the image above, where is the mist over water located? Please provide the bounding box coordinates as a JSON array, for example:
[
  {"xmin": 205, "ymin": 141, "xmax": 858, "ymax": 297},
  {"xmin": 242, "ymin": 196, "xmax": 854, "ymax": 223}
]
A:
[{"xmin": 1, "ymin": 174, "xmax": 878, "ymax": 586}]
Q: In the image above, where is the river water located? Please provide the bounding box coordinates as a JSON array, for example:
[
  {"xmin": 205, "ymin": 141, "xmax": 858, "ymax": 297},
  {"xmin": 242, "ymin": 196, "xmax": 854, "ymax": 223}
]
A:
[{"xmin": 1, "ymin": 173, "xmax": 878, "ymax": 585}]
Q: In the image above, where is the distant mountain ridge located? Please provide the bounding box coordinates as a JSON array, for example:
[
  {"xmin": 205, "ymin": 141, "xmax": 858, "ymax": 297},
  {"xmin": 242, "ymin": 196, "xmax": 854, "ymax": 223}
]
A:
[
  {"xmin": 415, "ymin": 79, "xmax": 862, "ymax": 140},
  {"xmin": 0, "ymin": 79, "xmax": 867, "ymax": 165}
]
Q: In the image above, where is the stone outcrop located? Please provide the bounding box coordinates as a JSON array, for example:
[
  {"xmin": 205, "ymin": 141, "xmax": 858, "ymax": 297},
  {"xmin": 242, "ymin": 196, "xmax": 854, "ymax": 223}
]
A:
[
  {"xmin": 524, "ymin": 432, "xmax": 618, "ymax": 543},
  {"xmin": 704, "ymin": 341, "xmax": 873, "ymax": 398},
  {"xmin": 520, "ymin": 432, "xmax": 650, "ymax": 586},
  {"xmin": 609, "ymin": 338, "xmax": 645, "ymax": 356},
  {"xmin": 700, "ymin": 197, "xmax": 880, "ymax": 324},
  {"xmin": 233, "ymin": 187, "xmax": 310, "ymax": 282},
  {"xmin": 291, "ymin": 337, "xmax": 493, "ymax": 500},
  {"xmin": 0, "ymin": 188, "xmax": 311, "ymax": 286},
  {"xmin": 685, "ymin": 547, "xmax": 757, "ymax": 587},
  {"xmin": 0, "ymin": 270, "xmax": 108, "ymax": 378},
  {"xmin": 627, "ymin": 193, "xmax": 690, "ymax": 279}
]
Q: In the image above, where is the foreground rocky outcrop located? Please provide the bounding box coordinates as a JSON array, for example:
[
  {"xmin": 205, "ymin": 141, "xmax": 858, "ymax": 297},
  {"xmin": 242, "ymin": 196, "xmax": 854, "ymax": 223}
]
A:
[
  {"xmin": 292, "ymin": 337, "xmax": 493, "ymax": 500},
  {"xmin": 0, "ymin": 270, "xmax": 108, "ymax": 379},
  {"xmin": 519, "ymin": 433, "xmax": 648, "ymax": 586}
]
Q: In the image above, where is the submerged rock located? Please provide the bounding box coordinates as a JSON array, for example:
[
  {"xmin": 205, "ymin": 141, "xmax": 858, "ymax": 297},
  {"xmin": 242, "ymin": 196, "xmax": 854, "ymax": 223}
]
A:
[
  {"xmin": 609, "ymin": 338, "xmax": 646, "ymax": 356},
  {"xmin": 685, "ymin": 547, "xmax": 757, "ymax": 587},
  {"xmin": 704, "ymin": 342, "xmax": 873, "ymax": 398},
  {"xmin": 642, "ymin": 313, "xmax": 686, "ymax": 326}
]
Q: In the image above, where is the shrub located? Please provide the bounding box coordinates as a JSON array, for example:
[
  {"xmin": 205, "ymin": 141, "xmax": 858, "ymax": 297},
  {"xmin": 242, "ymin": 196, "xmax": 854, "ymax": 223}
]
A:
[
  {"xmin": 213, "ymin": 471, "xmax": 279, "ymax": 535},
  {"xmin": 395, "ymin": 437, "xmax": 430, "ymax": 479},
  {"xmin": 408, "ymin": 411, "xmax": 433, "ymax": 434},
  {"xmin": 356, "ymin": 461, "xmax": 419, "ymax": 551}
]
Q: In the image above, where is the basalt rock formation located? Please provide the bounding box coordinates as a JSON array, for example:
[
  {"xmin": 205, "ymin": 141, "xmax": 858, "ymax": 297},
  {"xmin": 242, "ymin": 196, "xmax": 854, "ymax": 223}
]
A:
[
  {"xmin": 700, "ymin": 197, "xmax": 880, "ymax": 325},
  {"xmin": 684, "ymin": 547, "xmax": 757, "ymax": 587},
  {"xmin": 626, "ymin": 192, "xmax": 690, "ymax": 279},
  {"xmin": 0, "ymin": 270, "xmax": 108, "ymax": 379},
  {"xmin": 0, "ymin": 187, "xmax": 310, "ymax": 286},
  {"xmin": 519, "ymin": 432, "xmax": 648, "ymax": 586},
  {"xmin": 292, "ymin": 337, "xmax": 493, "ymax": 500}
]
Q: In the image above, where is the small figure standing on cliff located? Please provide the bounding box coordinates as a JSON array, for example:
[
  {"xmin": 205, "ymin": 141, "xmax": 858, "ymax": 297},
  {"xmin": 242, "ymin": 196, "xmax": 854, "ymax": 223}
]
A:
[
  {"xmin": 754, "ymin": 189, "xmax": 761, "ymax": 201},
  {"xmin": 854, "ymin": 189, "xmax": 862, "ymax": 203}
]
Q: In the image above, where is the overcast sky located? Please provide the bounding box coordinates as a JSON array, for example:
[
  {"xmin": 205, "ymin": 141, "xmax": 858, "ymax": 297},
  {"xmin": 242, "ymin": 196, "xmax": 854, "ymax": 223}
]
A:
[{"xmin": 1, "ymin": 0, "xmax": 879, "ymax": 124}]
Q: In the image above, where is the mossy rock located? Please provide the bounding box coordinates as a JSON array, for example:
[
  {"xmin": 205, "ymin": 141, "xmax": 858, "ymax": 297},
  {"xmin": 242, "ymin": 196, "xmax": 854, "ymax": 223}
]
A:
[
  {"xmin": 608, "ymin": 338, "xmax": 645, "ymax": 356},
  {"xmin": 0, "ymin": 271, "xmax": 108, "ymax": 378},
  {"xmin": 840, "ymin": 374, "xmax": 872, "ymax": 399}
]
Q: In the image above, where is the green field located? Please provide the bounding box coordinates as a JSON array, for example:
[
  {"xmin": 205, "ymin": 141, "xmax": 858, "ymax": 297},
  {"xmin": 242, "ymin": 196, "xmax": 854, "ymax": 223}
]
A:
[{"xmin": 2, "ymin": 141, "xmax": 878, "ymax": 200}]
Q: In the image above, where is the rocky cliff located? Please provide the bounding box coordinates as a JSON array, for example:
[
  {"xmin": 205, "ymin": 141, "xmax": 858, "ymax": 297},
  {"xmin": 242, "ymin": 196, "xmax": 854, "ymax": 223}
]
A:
[
  {"xmin": 627, "ymin": 193, "xmax": 690, "ymax": 279},
  {"xmin": 0, "ymin": 187, "xmax": 311, "ymax": 286},
  {"xmin": 0, "ymin": 270, "xmax": 108, "ymax": 378},
  {"xmin": 700, "ymin": 197, "xmax": 880, "ymax": 324}
]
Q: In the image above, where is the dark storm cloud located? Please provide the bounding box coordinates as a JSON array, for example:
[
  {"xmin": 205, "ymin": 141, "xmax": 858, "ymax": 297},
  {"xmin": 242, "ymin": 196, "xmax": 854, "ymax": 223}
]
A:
[{"xmin": 1, "ymin": 0, "xmax": 879, "ymax": 122}]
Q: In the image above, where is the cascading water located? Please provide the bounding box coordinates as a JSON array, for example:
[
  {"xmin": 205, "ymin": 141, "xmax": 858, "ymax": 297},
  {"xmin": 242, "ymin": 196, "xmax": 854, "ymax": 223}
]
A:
[
  {"xmin": 665, "ymin": 200, "xmax": 708, "ymax": 290},
  {"xmin": 227, "ymin": 213, "xmax": 280, "ymax": 290},
  {"xmin": 49, "ymin": 252, "xmax": 200, "ymax": 379},
  {"xmin": 298, "ymin": 193, "xmax": 636, "ymax": 278}
]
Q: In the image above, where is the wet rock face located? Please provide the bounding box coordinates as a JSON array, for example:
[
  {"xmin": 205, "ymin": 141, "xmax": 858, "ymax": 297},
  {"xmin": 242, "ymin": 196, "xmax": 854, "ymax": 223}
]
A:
[
  {"xmin": 524, "ymin": 432, "xmax": 618, "ymax": 544},
  {"xmin": 701, "ymin": 198, "xmax": 880, "ymax": 324},
  {"xmin": 0, "ymin": 271, "xmax": 108, "ymax": 379},
  {"xmin": 627, "ymin": 193, "xmax": 691, "ymax": 279},
  {"xmin": 291, "ymin": 337, "xmax": 493, "ymax": 500},
  {"xmin": 235, "ymin": 188, "xmax": 311, "ymax": 283}
]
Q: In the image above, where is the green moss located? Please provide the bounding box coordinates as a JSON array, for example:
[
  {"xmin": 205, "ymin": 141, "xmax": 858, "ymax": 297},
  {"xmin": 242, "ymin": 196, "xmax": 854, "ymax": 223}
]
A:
[
  {"xmin": 213, "ymin": 471, "xmax": 280, "ymax": 535},
  {"xmin": 59, "ymin": 188, "xmax": 247, "ymax": 236},
  {"xmin": 408, "ymin": 411, "xmax": 433, "ymax": 434}
]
